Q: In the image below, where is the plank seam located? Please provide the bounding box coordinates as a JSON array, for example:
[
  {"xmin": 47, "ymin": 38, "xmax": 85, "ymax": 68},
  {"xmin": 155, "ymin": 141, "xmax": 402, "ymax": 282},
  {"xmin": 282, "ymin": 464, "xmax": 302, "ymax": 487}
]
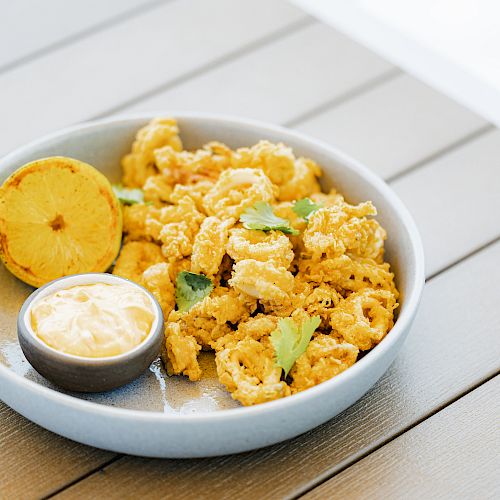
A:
[
  {"xmin": 284, "ymin": 68, "xmax": 401, "ymax": 127},
  {"xmin": 386, "ymin": 123, "xmax": 496, "ymax": 183},
  {"xmin": 0, "ymin": 0, "xmax": 173, "ymax": 76},
  {"xmin": 426, "ymin": 234, "xmax": 500, "ymax": 282},
  {"xmin": 291, "ymin": 371, "xmax": 500, "ymax": 500},
  {"xmin": 90, "ymin": 16, "xmax": 315, "ymax": 121},
  {"xmin": 43, "ymin": 455, "xmax": 122, "ymax": 500}
]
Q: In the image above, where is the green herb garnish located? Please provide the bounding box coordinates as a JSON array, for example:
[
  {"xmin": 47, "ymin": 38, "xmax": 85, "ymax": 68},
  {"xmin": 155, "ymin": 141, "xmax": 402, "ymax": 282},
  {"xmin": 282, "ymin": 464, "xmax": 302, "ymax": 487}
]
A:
[
  {"xmin": 112, "ymin": 184, "xmax": 145, "ymax": 205},
  {"xmin": 175, "ymin": 271, "xmax": 213, "ymax": 312},
  {"xmin": 292, "ymin": 198, "xmax": 322, "ymax": 221},
  {"xmin": 240, "ymin": 202, "xmax": 299, "ymax": 235},
  {"xmin": 270, "ymin": 316, "xmax": 321, "ymax": 376}
]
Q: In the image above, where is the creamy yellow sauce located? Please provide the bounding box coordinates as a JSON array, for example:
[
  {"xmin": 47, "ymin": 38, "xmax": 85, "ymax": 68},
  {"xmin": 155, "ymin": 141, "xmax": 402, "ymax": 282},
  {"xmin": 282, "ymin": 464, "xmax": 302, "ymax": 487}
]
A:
[{"xmin": 31, "ymin": 283, "xmax": 155, "ymax": 358}]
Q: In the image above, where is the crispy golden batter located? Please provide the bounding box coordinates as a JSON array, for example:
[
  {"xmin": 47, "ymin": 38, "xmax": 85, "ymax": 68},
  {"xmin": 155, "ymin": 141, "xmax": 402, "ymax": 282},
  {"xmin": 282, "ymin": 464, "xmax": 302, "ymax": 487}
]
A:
[
  {"xmin": 164, "ymin": 322, "xmax": 202, "ymax": 381},
  {"xmin": 141, "ymin": 262, "xmax": 175, "ymax": 316},
  {"xmin": 330, "ymin": 288, "xmax": 398, "ymax": 350},
  {"xmin": 169, "ymin": 180, "xmax": 214, "ymax": 213},
  {"xmin": 122, "ymin": 118, "xmax": 182, "ymax": 188},
  {"xmin": 192, "ymin": 286, "xmax": 257, "ymax": 327},
  {"xmin": 118, "ymin": 117, "xmax": 400, "ymax": 406},
  {"xmin": 229, "ymin": 259, "xmax": 294, "ymax": 301},
  {"xmin": 226, "ymin": 228, "xmax": 294, "ymax": 268},
  {"xmin": 153, "ymin": 141, "xmax": 231, "ymax": 185},
  {"xmin": 212, "ymin": 314, "xmax": 279, "ymax": 351},
  {"xmin": 298, "ymin": 255, "xmax": 398, "ymax": 296},
  {"xmin": 231, "ymin": 140, "xmax": 296, "ymax": 185},
  {"xmin": 279, "ymin": 157, "xmax": 322, "ymax": 201},
  {"xmin": 203, "ymin": 168, "xmax": 276, "ymax": 218},
  {"xmin": 191, "ymin": 216, "xmax": 235, "ymax": 276},
  {"xmin": 216, "ymin": 338, "xmax": 290, "ymax": 406},
  {"xmin": 143, "ymin": 175, "xmax": 173, "ymax": 205},
  {"xmin": 290, "ymin": 334, "xmax": 358, "ymax": 393},
  {"xmin": 303, "ymin": 201, "xmax": 385, "ymax": 262},
  {"xmin": 112, "ymin": 241, "xmax": 164, "ymax": 282}
]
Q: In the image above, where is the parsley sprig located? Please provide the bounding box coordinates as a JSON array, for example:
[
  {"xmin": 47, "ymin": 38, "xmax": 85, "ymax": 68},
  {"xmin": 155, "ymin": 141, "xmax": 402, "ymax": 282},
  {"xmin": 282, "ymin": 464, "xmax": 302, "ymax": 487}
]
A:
[
  {"xmin": 270, "ymin": 316, "xmax": 321, "ymax": 376},
  {"xmin": 240, "ymin": 202, "xmax": 298, "ymax": 235},
  {"xmin": 292, "ymin": 198, "xmax": 322, "ymax": 221},
  {"xmin": 175, "ymin": 271, "xmax": 213, "ymax": 312},
  {"xmin": 112, "ymin": 184, "xmax": 145, "ymax": 205}
]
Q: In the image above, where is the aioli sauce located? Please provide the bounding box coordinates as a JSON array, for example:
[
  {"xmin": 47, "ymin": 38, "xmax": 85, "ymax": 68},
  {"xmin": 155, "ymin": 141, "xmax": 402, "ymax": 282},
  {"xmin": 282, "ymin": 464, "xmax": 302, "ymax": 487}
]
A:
[{"xmin": 31, "ymin": 283, "xmax": 155, "ymax": 358}]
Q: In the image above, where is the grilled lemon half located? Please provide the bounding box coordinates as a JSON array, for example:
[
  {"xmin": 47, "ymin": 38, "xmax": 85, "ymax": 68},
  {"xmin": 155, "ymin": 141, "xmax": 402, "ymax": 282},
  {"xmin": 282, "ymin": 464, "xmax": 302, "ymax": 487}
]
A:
[{"xmin": 0, "ymin": 157, "xmax": 122, "ymax": 287}]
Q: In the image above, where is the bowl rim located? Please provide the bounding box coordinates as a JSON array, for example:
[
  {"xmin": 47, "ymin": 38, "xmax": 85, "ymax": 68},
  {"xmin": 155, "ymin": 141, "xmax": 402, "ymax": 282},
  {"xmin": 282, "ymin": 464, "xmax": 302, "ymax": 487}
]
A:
[
  {"xmin": 18, "ymin": 273, "xmax": 164, "ymax": 365},
  {"xmin": 0, "ymin": 111, "xmax": 425, "ymax": 422}
]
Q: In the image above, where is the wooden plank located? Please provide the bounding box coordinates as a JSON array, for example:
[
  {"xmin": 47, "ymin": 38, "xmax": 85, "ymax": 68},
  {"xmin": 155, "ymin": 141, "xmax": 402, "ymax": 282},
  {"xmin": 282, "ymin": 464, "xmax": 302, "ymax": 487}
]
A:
[
  {"xmin": 391, "ymin": 129, "xmax": 500, "ymax": 276},
  {"xmin": 0, "ymin": 0, "xmax": 161, "ymax": 71},
  {"xmin": 0, "ymin": 402, "xmax": 113, "ymax": 500},
  {"xmin": 54, "ymin": 240, "xmax": 500, "ymax": 499},
  {"xmin": 0, "ymin": 0, "xmax": 306, "ymax": 157},
  {"xmin": 304, "ymin": 376, "xmax": 500, "ymax": 500},
  {"xmin": 123, "ymin": 23, "xmax": 394, "ymax": 123},
  {"xmin": 295, "ymin": 74, "xmax": 488, "ymax": 179}
]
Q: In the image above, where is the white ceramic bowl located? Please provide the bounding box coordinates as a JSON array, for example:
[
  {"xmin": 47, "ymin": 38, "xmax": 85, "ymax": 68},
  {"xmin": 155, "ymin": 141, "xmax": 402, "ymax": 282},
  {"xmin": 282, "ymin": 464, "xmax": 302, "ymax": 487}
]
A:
[{"xmin": 0, "ymin": 113, "xmax": 424, "ymax": 458}]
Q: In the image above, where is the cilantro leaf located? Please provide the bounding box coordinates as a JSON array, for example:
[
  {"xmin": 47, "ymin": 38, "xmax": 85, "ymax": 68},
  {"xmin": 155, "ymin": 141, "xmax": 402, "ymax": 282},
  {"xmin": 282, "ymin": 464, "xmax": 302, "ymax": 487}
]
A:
[
  {"xmin": 270, "ymin": 316, "xmax": 321, "ymax": 377},
  {"xmin": 240, "ymin": 202, "xmax": 299, "ymax": 235},
  {"xmin": 112, "ymin": 184, "xmax": 145, "ymax": 205},
  {"xmin": 175, "ymin": 271, "xmax": 213, "ymax": 312},
  {"xmin": 292, "ymin": 198, "xmax": 322, "ymax": 221}
]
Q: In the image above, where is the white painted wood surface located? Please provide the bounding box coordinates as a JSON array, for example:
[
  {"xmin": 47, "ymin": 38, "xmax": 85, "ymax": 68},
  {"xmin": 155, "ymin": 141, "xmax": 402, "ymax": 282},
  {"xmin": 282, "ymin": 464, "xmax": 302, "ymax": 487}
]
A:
[
  {"xmin": 296, "ymin": 74, "xmax": 488, "ymax": 179},
  {"xmin": 0, "ymin": 0, "xmax": 161, "ymax": 71},
  {"xmin": 0, "ymin": 1, "xmax": 498, "ymax": 498},
  {"xmin": 0, "ymin": 0, "xmax": 305, "ymax": 156}
]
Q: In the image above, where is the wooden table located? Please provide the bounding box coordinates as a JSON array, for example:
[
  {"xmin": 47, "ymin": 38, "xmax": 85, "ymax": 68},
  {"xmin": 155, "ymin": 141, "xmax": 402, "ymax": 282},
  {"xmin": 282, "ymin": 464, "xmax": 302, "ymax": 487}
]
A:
[{"xmin": 1, "ymin": 1, "xmax": 499, "ymax": 498}]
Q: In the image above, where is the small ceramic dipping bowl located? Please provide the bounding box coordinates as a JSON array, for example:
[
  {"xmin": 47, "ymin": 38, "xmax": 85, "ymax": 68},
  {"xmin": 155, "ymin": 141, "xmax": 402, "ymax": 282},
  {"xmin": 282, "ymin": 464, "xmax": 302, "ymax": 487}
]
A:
[{"xmin": 17, "ymin": 273, "xmax": 164, "ymax": 392}]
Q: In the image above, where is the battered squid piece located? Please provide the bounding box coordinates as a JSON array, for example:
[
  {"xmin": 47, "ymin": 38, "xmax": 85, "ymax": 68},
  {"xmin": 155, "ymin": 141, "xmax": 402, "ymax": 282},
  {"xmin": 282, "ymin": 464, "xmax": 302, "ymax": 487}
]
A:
[
  {"xmin": 169, "ymin": 180, "xmax": 215, "ymax": 213},
  {"xmin": 145, "ymin": 196, "xmax": 205, "ymax": 240},
  {"xmin": 259, "ymin": 279, "xmax": 314, "ymax": 318},
  {"xmin": 122, "ymin": 117, "xmax": 182, "ymax": 188},
  {"xmin": 216, "ymin": 338, "xmax": 291, "ymax": 406},
  {"xmin": 330, "ymin": 288, "xmax": 398, "ymax": 350},
  {"xmin": 303, "ymin": 201, "xmax": 386, "ymax": 262},
  {"xmin": 164, "ymin": 322, "xmax": 202, "ymax": 381},
  {"xmin": 229, "ymin": 259, "xmax": 294, "ymax": 302},
  {"xmin": 158, "ymin": 221, "xmax": 194, "ymax": 262},
  {"xmin": 190, "ymin": 286, "xmax": 257, "ymax": 326},
  {"xmin": 298, "ymin": 254, "xmax": 398, "ymax": 297},
  {"xmin": 142, "ymin": 175, "xmax": 173, "ymax": 205},
  {"xmin": 191, "ymin": 217, "xmax": 235, "ymax": 276},
  {"xmin": 112, "ymin": 241, "xmax": 164, "ymax": 282},
  {"xmin": 138, "ymin": 196, "xmax": 205, "ymax": 262},
  {"xmin": 122, "ymin": 204, "xmax": 160, "ymax": 241},
  {"xmin": 166, "ymin": 307, "xmax": 233, "ymax": 350},
  {"xmin": 153, "ymin": 141, "xmax": 232, "ymax": 185},
  {"xmin": 212, "ymin": 314, "xmax": 279, "ymax": 351},
  {"xmin": 278, "ymin": 157, "xmax": 322, "ymax": 201},
  {"xmin": 290, "ymin": 334, "xmax": 359, "ymax": 393},
  {"xmin": 203, "ymin": 168, "xmax": 277, "ymax": 219},
  {"xmin": 141, "ymin": 262, "xmax": 175, "ymax": 316},
  {"xmin": 302, "ymin": 283, "xmax": 343, "ymax": 329},
  {"xmin": 226, "ymin": 228, "xmax": 294, "ymax": 269},
  {"xmin": 231, "ymin": 140, "xmax": 296, "ymax": 186}
]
